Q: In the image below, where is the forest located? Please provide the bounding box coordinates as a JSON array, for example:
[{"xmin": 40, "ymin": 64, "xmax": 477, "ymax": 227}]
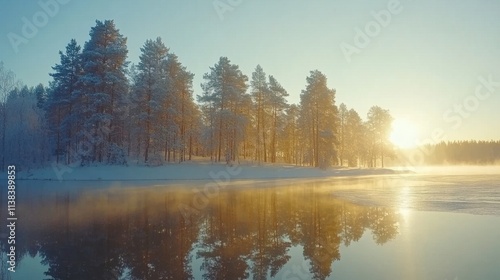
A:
[
  {"xmin": 1, "ymin": 20, "xmax": 498, "ymax": 172},
  {"xmin": 0, "ymin": 20, "xmax": 395, "ymax": 171},
  {"xmin": 415, "ymin": 140, "xmax": 500, "ymax": 165}
]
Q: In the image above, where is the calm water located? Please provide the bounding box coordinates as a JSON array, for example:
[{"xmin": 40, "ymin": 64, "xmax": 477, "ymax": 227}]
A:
[{"xmin": 1, "ymin": 174, "xmax": 500, "ymax": 280}]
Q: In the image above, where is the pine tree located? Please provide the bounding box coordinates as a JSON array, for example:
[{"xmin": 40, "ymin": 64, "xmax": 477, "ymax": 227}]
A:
[
  {"xmin": 344, "ymin": 108, "xmax": 364, "ymax": 167},
  {"xmin": 250, "ymin": 65, "xmax": 269, "ymax": 163},
  {"xmin": 338, "ymin": 103, "xmax": 348, "ymax": 166},
  {"xmin": 282, "ymin": 104, "xmax": 300, "ymax": 164},
  {"xmin": 0, "ymin": 62, "xmax": 18, "ymax": 170},
  {"xmin": 47, "ymin": 39, "xmax": 83, "ymax": 164},
  {"xmin": 35, "ymin": 84, "xmax": 47, "ymax": 109},
  {"xmin": 268, "ymin": 75, "xmax": 288, "ymax": 163},
  {"xmin": 299, "ymin": 70, "xmax": 339, "ymax": 168},
  {"xmin": 199, "ymin": 57, "xmax": 248, "ymax": 163},
  {"xmin": 2, "ymin": 85, "xmax": 49, "ymax": 169},
  {"xmin": 132, "ymin": 38, "xmax": 169, "ymax": 163},
  {"xmin": 366, "ymin": 106, "xmax": 393, "ymax": 167},
  {"xmin": 238, "ymin": 92, "xmax": 255, "ymax": 160},
  {"xmin": 78, "ymin": 20, "xmax": 129, "ymax": 164},
  {"xmin": 164, "ymin": 53, "xmax": 196, "ymax": 163}
]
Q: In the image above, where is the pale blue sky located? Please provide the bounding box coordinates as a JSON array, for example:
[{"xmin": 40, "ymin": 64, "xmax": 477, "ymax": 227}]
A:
[{"xmin": 1, "ymin": 0, "xmax": 500, "ymax": 143}]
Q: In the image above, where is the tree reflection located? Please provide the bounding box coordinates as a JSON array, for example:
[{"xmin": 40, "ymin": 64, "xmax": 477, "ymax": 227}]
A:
[
  {"xmin": 1, "ymin": 182, "xmax": 400, "ymax": 279},
  {"xmin": 369, "ymin": 207, "xmax": 399, "ymax": 245},
  {"xmin": 196, "ymin": 192, "xmax": 252, "ymax": 280},
  {"xmin": 122, "ymin": 192, "xmax": 199, "ymax": 280}
]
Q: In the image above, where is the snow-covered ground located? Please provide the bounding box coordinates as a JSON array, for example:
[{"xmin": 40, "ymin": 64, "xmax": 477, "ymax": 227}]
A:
[{"xmin": 13, "ymin": 160, "xmax": 407, "ymax": 181}]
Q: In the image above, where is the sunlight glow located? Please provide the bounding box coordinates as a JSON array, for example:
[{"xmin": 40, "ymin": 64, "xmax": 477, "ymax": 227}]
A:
[
  {"xmin": 398, "ymin": 186, "xmax": 412, "ymax": 225},
  {"xmin": 398, "ymin": 207, "xmax": 411, "ymax": 222},
  {"xmin": 390, "ymin": 119, "xmax": 419, "ymax": 149}
]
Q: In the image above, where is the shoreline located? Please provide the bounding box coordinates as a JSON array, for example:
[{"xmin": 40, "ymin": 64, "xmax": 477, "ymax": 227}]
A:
[{"xmin": 10, "ymin": 161, "xmax": 411, "ymax": 182}]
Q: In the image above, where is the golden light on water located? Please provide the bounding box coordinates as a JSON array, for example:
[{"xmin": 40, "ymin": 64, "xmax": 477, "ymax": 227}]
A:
[{"xmin": 398, "ymin": 185, "xmax": 412, "ymax": 224}]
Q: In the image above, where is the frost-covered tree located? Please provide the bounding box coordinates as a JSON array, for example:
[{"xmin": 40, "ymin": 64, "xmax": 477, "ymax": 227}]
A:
[
  {"xmin": 199, "ymin": 57, "xmax": 249, "ymax": 163},
  {"xmin": 2, "ymin": 85, "xmax": 50, "ymax": 170},
  {"xmin": 250, "ymin": 65, "xmax": 269, "ymax": 163},
  {"xmin": 337, "ymin": 103, "xmax": 348, "ymax": 166},
  {"xmin": 46, "ymin": 39, "xmax": 83, "ymax": 164},
  {"xmin": 366, "ymin": 106, "xmax": 393, "ymax": 167},
  {"xmin": 344, "ymin": 108, "xmax": 365, "ymax": 167},
  {"xmin": 238, "ymin": 91, "xmax": 255, "ymax": 160},
  {"xmin": 131, "ymin": 38, "xmax": 169, "ymax": 163},
  {"xmin": 282, "ymin": 104, "xmax": 300, "ymax": 164},
  {"xmin": 78, "ymin": 20, "xmax": 129, "ymax": 164},
  {"xmin": 298, "ymin": 70, "xmax": 339, "ymax": 168},
  {"xmin": 1, "ymin": 65, "xmax": 50, "ymax": 170},
  {"xmin": 268, "ymin": 75, "xmax": 288, "ymax": 163},
  {"xmin": 0, "ymin": 62, "xmax": 18, "ymax": 170},
  {"xmin": 164, "ymin": 53, "xmax": 197, "ymax": 163},
  {"xmin": 35, "ymin": 83, "xmax": 47, "ymax": 109},
  {"xmin": 198, "ymin": 97, "xmax": 218, "ymax": 161},
  {"xmin": 129, "ymin": 40, "xmax": 198, "ymax": 165}
]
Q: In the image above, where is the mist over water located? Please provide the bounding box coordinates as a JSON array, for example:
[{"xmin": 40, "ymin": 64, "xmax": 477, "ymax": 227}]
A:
[
  {"xmin": 411, "ymin": 165, "xmax": 500, "ymax": 175},
  {"xmin": 1, "ymin": 171, "xmax": 500, "ymax": 279}
]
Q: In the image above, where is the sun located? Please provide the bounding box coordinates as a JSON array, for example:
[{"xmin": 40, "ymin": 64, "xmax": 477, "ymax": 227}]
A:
[{"xmin": 390, "ymin": 119, "xmax": 419, "ymax": 149}]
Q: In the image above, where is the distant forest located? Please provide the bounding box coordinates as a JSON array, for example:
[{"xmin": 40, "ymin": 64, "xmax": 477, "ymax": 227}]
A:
[
  {"xmin": 0, "ymin": 20, "xmax": 498, "ymax": 171},
  {"xmin": 415, "ymin": 141, "xmax": 500, "ymax": 165}
]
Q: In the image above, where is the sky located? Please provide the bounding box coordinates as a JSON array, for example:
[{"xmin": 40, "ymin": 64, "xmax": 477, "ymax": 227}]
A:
[{"xmin": 1, "ymin": 0, "xmax": 500, "ymax": 144}]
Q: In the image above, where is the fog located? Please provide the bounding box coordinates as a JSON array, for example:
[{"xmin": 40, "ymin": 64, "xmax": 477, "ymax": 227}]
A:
[{"xmin": 392, "ymin": 164, "xmax": 500, "ymax": 176}]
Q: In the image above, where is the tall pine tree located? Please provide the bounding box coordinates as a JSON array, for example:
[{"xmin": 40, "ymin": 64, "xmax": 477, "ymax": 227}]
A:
[
  {"xmin": 132, "ymin": 38, "xmax": 169, "ymax": 163},
  {"xmin": 299, "ymin": 70, "xmax": 339, "ymax": 168},
  {"xmin": 268, "ymin": 75, "xmax": 288, "ymax": 163},
  {"xmin": 250, "ymin": 65, "xmax": 269, "ymax": 163},
  {"xmin": 78, "ymin": 20, "xmax": 129, "ymax": 164},
  {"xmin": 47, "ymin": 39, "xmax": 83, "ymax": 164},
  {"xmin": 199, "ymin": 57, "xmax": 248, "ymax": 163},
  {"xmin": 164, "ymin": 52, "xmax": 196, "ymax": 162}
]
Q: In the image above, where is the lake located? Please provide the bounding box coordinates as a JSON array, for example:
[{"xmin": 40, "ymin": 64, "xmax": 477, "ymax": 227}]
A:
[{"xmin": 1, "ymin": 173, "xmax": 500, "ymax": 280}]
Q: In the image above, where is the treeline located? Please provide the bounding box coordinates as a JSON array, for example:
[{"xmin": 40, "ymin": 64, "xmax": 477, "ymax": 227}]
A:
[
  {"xmin": 0, "ymin": 82, "xmax": 49, "ymax": 170},
  {"xmin": 419, "ymin": 140, "xmax": 500, "ymax": 165},
  {"xmin": 0, "ymin": 20, "xmax": 396, "ymax": 171}
]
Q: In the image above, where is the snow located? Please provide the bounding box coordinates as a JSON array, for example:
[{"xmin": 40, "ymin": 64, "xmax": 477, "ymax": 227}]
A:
[{"xmin": 13, "ymin": 160, "xmax": 407, "ymax": 181}]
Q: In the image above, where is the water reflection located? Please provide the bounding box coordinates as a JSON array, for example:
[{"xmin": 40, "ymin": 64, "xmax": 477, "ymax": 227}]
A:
[{"xmin": 1, "ymin": 182, "xmax": 400, "ymax": 280}]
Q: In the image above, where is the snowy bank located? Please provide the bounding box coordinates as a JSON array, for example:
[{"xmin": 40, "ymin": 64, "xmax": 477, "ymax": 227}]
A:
[{"xmin": 13, "ymin": 162, "xmax": 408, "ymax": 181}]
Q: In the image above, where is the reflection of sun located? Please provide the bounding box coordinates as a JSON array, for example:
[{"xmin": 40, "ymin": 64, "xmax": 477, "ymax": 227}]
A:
[
  {"xmin": 398, "ymin": 207, "xmax": 411, "ymax": 222},
  {"xmin": 398, "ymin": 186, "xmax": 412, "ymax": 224},
  {"xmin": 390, "ymin": 119, "xmax": 419, "ymax": 148}
]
